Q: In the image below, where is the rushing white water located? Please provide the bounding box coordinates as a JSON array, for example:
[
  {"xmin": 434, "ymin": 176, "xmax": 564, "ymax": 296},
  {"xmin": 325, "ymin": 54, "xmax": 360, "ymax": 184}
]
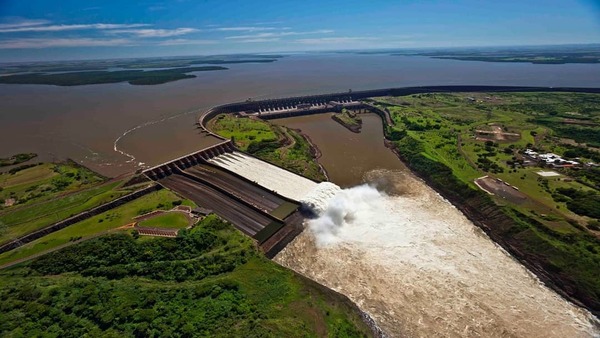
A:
[
  {"xmin": 209, "ymin": 151, "xmax": 319, "ymax": 201},
  {"xmin": 299, "ymin": 181, "xmax": 342, "ymax": 216},
  {"xmin": 275, "ymin": 169, "xmax": 600, "ymax": 338}
]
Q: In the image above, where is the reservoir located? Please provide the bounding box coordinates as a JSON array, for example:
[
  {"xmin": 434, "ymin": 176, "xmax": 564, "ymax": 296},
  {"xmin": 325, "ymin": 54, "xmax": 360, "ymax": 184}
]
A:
[{"xmin": 1, "ymin": 54, "xmax": 600, "ymax": 176}]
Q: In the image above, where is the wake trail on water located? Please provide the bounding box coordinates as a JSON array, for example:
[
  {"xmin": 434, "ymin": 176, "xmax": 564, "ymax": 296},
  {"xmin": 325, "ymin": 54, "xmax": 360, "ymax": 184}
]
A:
[
  {"xmin": 112, "ymin": 109, "xmax": 201, "ymax": 167},
  {"xmin": 277, "ymin": 169, "xmax": 600, "ymax": 338}
]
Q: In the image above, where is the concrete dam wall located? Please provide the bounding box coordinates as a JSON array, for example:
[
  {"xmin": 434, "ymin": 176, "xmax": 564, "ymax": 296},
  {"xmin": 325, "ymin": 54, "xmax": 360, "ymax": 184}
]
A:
[
  {"xmin": 209, "ymin": 151, "xmax": 319, "ymax": 202},
  {"xmin": 198, "ymin": 85, "xmax": 600, "ymax": 132},
  {"xmin": 142, "ymin": 141, "xmax": 309, "ymax": 257}
]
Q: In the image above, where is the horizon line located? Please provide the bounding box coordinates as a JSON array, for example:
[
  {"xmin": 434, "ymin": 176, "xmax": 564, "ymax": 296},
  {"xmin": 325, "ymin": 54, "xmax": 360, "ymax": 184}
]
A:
[{"xmin": 1, "ymin": 42, "xmax": 599, "ymax": 64}]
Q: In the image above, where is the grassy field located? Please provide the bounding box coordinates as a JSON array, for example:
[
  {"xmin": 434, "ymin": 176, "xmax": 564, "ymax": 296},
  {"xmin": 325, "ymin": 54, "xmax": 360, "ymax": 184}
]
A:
[
  {"xmin": 210, "ymin": 114, "xmax": 278, "ymax": 151},
  {"xmin": 211, "ymin": 114, "xmax": 326, "ymax": 181},
  {"xmin": 0, "ymin": 189, "xmax": 193, "ymax": 267},
  {"xmin": 0, "ymin": 163, "xmax": 137, "ymax": 245},
  {"xmin": 138, "ymin": 211, "xmax": 191, "ymax": 229},
  {"xmin": 0, "ymin": 153, "xmax": 37, "ymax": 167},
  {"xmin": 0, "ymin": 215, "xmax": 372, "ymax": 337},
  {"xmin": 374, "ymin": 92, "xmax": 600, "ymax": 225},
  {"xmin": 332, "ymin": 109, "xmax": 362, "ymax": 132},
  {"xmin": 0, "ymin": 162, "xmax": 105, "ymax": 206}
]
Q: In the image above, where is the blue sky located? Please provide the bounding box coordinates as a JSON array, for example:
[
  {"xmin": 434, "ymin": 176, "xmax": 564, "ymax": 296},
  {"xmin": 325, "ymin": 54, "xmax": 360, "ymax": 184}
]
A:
[{"xmin": 0, "ymin": 0, "xmax": 599, "ymax": 61}]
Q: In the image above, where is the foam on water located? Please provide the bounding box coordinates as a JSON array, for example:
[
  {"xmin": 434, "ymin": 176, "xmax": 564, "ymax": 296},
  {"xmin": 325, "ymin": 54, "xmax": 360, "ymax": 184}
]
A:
[
  {"xmin": 276, "ymin": 169, "xmax": 600, "ymax": 337},
  {"xmin": 298, "ymin": 181, "xmax": 342, "ymax": 216}
]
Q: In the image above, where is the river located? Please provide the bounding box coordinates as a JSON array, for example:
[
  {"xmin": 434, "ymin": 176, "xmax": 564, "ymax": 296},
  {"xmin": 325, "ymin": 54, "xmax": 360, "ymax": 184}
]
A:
[
  {"xmin": 272, "ymin": 113, "xmax": 600, "ymax": 337},
  {"xmin": 1, "ymin": 54, "xmax": 600, "ymax": 176}
]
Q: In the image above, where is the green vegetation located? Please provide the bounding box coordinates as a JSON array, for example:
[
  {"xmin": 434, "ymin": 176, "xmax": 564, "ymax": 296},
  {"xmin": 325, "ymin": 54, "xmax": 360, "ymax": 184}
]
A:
[
  {"xmin": 211, "ymin": 114, "xmax": 326, "ymax": 181},
  {"xmin": 554, "ymin": 188, "xmax": 600, "ymax": 219},
  {"xmin": 407, "ymin": 46, "xmax": 600, "ymax": 64},
  {"xmin": 0, "ymin": 216, "xmax": 371, "ymax": 337},
  {"xmin": 0, "ymin": 162, "xmax": 131, "ymax": 245},
  {"xmin": 431, "ymin": 55, "xmax": 600, "ymax": 64},
  {"xmin": 0, "ymin": 55, "xmax": 281, "ymax": 74},
  {"xmin": 332, "ymin": 109, "xmax": 362, "ymax": 132},
  {"xmin": 0, "ymin": 66, "xmax": 228, "ymax": 86},
  {"xmin": 138, "ymin": 212, "xmax": 191, "ymax": 229},
  {"xmin": 0, "ymin": 189, "xmax": 192, "ymax": 267},
  {"xmin": 0, "ymin": 153, "xmax": 37, "ymax": 167},
  {"xmin": 373, "ymin": 92, "xmax": 600, "ymax": 312}
]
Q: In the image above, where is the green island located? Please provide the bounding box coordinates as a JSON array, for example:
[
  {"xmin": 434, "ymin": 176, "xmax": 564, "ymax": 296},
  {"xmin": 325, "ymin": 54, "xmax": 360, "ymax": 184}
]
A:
[
  {"xmin": 0, "ymin": 66, "xmax": 227, "ymax": 86},
  {"xmin": 429, "ymin": 54, "xmax": 600, "ymax": 64},
  {"xmin": 368, "ymin": 92, "xmax": 600, "ymax": 312},
  {"xmin": 0, "ymin": 55, "xmax": 282, "ymax": 75},
  {"xmin": 0, "ymin": 153, "xmax": 37, "ymax": 168},
  {"xmin": 331, "ymin": 109, "xmax": 362, "ymax": 133},
  {"xmin": 0, "ymin": 215, "xmax": 372, "ymax": 337},
  {"xmin": 390, "ymin": 45, "xmax": 600, "ymax": 64},
  {"xmin": 209, "ymin": 114, "xmax": 327, "ymax": 181}
]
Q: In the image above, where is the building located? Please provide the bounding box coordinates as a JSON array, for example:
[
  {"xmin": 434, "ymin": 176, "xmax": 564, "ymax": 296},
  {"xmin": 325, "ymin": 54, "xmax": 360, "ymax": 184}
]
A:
[{"xmin": 523, "ymin": 149, "xmax": 579, "ymax": 168}]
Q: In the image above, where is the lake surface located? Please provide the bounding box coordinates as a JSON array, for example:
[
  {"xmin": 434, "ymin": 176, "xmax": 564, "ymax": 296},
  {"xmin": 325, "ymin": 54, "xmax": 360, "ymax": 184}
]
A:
[{"xmin": 1, "ymin": 54, "xmax": 600, "ymax": 176}]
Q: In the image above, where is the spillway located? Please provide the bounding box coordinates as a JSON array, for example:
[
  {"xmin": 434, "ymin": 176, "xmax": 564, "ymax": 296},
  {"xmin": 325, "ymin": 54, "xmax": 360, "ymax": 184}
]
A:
[
  {"xmin": 209, "ymin": 151, "xmax": 319, "ymax": 201},
  {"xmin": 275, "ymin": 169, "xmax": 600, "ymax": 337}
]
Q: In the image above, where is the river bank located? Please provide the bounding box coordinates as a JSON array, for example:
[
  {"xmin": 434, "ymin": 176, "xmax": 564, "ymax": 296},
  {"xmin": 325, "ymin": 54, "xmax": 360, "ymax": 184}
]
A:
[
  {"xmin": 201, "ymin": 101, "xmax": 599, "ymax": 335},
  {"xmin": 385, "ymin": 139, "xmax": 597, "ymax": 314}
]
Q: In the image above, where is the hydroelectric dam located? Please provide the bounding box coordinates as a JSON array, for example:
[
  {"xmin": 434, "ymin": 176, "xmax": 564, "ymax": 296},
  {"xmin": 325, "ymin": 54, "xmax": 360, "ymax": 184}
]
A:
[
  {"xmin": 143, "ymin": 140, "xmax": 316, "ymax": 257},
  {"xmin": 144, "ymin": 85, "xmax": 600, "ymax": 258}
]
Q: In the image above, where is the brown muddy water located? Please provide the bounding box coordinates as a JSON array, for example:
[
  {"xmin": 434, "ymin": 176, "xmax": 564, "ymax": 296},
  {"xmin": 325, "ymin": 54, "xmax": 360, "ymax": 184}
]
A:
[
  {"xmin": 273, "ymin": 113, "xmax": 406, "ymax": 187},
  {"xmin": 1, "ymin": 54, "xmax": 600, "ymax": 176},
  {"xmin": 272, "ymin": 113, "xmax": 600, "ymax": 337}
]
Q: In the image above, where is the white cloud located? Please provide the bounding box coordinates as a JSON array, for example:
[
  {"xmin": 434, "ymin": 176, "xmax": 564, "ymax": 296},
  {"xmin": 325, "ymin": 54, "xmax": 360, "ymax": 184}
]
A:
[
  {"xmin": 157, "ymin": 39, "xmax": 216, "ymax": 46},
  {"xmin": 107, "ymin": 28, "xmax": 198, "ymax": 38},
  {"xmin": 0, "ymin": 38, "xmax": 133, "ymax": 49},
  {"xmin": 237, "ymin": 38, "xmax": 281, "ymax": 43},
  {"xmin": 0, "ymin": 19, "xmax": 50, "ymax": 29},
  {"xmin": 295, "ymin": 37, "xmax": 379, "ymax": 44},
  {"xmin": 226, "ymin": 29, "xmax": 333, "ymax": 40},
  {"xmin": 0, "ymin": 23, "xmax": 150, "ymax": 33},
  {"xmin": 213, "ymin": 26, "xmax": 278, "ymax": 32}
]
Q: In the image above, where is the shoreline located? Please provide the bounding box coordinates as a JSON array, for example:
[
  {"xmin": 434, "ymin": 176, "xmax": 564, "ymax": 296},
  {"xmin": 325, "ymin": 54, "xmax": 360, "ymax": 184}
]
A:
[
  {"xmin": 382, "ymin": 140, "xmax": 599, "ymax": 319},
  {"xmin": 289, "ymin": 127, "xmax": 330, "ymax": 182},
  {"xmin": 331, "ymin": 113, "xmax": 362, "ymax": 133}
]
